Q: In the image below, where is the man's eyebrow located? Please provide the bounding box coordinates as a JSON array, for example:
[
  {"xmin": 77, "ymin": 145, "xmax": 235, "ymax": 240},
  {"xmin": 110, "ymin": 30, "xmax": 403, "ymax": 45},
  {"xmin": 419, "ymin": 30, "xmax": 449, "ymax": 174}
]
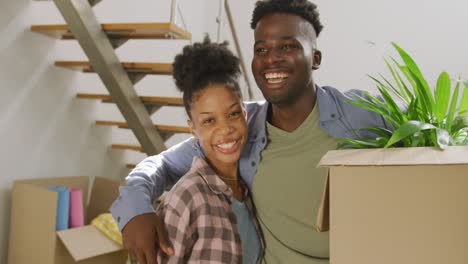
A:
[
  {"xmin": 254, "ymin": 40, "xmax": 265, "ymax": 46},
  {"xmin": 254, "ymin": 36, "xmax": 296, "ymax": 46}
]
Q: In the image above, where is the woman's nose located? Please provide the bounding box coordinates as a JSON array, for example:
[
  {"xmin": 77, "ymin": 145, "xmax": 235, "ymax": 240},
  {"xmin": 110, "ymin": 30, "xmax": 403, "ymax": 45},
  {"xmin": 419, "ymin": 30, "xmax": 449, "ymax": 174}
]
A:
[{"xmin": 217, "ymin": 120, "xmax": 234, "ymax": 134}]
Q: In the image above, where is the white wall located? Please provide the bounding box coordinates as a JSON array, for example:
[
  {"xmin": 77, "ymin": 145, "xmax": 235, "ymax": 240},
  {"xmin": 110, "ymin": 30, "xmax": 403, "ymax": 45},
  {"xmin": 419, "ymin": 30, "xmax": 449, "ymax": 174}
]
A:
[
  {"xmin": 2, "ymin": 0, "xmax": 467, "ymax": 262},
  {"xmin": 0, "ymin": 0, "xmax": 225, "ymax": 262}
]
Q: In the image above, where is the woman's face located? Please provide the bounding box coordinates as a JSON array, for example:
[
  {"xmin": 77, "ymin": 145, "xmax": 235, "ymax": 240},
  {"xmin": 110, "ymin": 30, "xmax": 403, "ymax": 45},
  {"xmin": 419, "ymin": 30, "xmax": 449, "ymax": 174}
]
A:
[{"xmin": 188, "ymin": 84, "xmax": 247, "ymax": 169}]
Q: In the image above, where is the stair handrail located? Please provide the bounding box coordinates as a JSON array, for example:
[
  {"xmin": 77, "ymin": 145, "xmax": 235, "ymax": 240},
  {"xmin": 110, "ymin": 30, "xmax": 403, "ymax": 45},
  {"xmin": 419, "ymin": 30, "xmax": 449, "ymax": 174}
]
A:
[{"xmin": 223, "ymin": 0, "xmax": 253, "ymax": 100}]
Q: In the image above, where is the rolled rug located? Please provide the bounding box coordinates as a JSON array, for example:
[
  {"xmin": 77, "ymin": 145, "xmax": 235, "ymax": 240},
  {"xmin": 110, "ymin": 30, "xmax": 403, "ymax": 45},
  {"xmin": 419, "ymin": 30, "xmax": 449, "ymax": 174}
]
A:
[
  {"xmin": 69, "ymin": 188, "xmax": 84, "ymax": 228},
  {"xmin": 48, "ymin": 186, "xmax": 70, "ymax": 231}
]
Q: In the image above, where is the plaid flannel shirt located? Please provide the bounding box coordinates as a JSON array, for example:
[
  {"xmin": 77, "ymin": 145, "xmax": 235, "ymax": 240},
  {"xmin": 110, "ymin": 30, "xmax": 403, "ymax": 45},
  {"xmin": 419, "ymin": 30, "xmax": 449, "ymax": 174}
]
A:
[{"xmin": 156, "ymin": 156, "xmax": 265, "ymax": 264}]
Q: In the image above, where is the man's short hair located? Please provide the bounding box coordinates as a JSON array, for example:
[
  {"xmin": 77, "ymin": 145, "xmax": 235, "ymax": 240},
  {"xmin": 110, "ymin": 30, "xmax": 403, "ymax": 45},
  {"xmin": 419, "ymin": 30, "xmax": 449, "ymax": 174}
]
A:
[{"xmin": 250, "ymin": 0, "xmax": 324, "ymax": 36}]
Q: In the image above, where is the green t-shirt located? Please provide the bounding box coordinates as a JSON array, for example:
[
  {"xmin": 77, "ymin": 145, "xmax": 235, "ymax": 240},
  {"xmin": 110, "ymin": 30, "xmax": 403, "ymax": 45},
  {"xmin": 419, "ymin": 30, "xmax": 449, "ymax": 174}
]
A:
[{"xmin": 253, "ymin": 103, "xmax": 337, "ymax": 264}]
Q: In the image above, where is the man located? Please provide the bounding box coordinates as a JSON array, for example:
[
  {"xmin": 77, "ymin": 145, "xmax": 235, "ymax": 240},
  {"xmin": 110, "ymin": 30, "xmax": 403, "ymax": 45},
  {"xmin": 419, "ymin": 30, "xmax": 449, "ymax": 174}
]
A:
[{"xmin": 111, "ymin": 0, "xmax": 387, "ymax": 263}]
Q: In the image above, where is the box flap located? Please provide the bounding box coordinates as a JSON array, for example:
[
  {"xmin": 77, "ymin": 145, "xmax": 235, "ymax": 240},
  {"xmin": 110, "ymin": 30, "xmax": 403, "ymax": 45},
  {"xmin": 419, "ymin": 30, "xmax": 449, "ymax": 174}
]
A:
[
  {"xmin": 318, "ymin": 146, "xmax": 468, "ymax": 167},
  {"xmin": 56, "ymin": 225, "xmax": 123, "ymax": 261},
  {"xmin": 315, "ymin": 175, "xmax": 329, "ymax": 232},
  {"xmin": 87, "ymin": 177, "xmax": 121, "ymax": 223},
  {"xmin": 8, "ymin": 182, "xmax": 58, "ymax": 264}
]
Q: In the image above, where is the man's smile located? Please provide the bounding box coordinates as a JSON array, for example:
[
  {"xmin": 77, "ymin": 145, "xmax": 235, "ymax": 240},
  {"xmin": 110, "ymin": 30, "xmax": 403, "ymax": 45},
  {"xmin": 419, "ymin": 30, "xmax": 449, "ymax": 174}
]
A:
[{"xmin": 265, "ymin": 71, "xmax": 289, "ymax": 84}]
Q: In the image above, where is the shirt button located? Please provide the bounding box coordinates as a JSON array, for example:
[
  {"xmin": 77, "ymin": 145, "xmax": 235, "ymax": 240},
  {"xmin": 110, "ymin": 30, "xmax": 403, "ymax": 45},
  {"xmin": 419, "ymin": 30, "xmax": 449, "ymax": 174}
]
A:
[
  {"xmin": 251, "ymin": 161, "xmax": 256, "ymax": 167},
  {"xmin": 331, "ymin": 113, "xmax": 336, "ymax": 118},
  {"xmin": 117, "ymin": 216, "xmax": 120, "ymax": 223},
  {"xmin": 261, "ymin": 137, "xmax": 266, "ymax": 143},
  {"xmin": 253, "ymin": 135, "xmax": 257, "ymax": 139}
]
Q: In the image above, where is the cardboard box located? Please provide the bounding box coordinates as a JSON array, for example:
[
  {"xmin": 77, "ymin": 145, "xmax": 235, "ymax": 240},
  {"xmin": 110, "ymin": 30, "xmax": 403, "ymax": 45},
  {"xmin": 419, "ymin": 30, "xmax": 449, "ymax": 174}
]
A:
[
  {"xmin": 8, "ymin": 176, "xmax": 127, "ymax": 264},
  {"xmin": 319, "ymin": 146, "xmax": 468, "ymax": 264}
]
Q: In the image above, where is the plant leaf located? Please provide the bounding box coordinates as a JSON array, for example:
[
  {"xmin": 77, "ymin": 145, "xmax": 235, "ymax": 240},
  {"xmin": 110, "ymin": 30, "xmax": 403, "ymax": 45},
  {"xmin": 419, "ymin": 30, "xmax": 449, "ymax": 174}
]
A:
[
  {"xmin": 452, "ymin": 115, "xmax": 468, "ymax": 132},
  {"xmin": 370, "ymin": 74, "xmax": 407, "ymax": 104},
  {"xmin": 337, "ymin": 138, "xmax": 385, "ymax": 149},
  {"xmin": 385, "ymin": 120, "xmax": 437, "ymax": 148},
  {"xmin": 376, "ymin": 85, "xmax": 407, "ymax": 125},
  {"xmin": 394, "ymin": 66, "xmax": 415, "ymax": 102},
  {"xmin": 384, "ymin": 58, "xmax": 411, "ymax": 103},
  {"xmin": 434, "ymin": 72, "xmax": 451, "ymax": 124},
  {"xmin": 391, "ymin": 42, "xmax": 435, "ymax": 109},
  {"xmin": 452, "ymin": 128, "xmax": 468, "ymax": 145},
  {"xmin": 446, "ymin": 80, "xmax": 460, "ymax": 133},
  {"xmin": 459, "ymin": 83, "xmax": 468, "ymax": 116},
  {"xmin": 408, "ymin": 70, "xmax": 433, "ymax": 123},
  {"xmin": 436, "ymin": 128, "xmax": 451, "ymax": 149}
]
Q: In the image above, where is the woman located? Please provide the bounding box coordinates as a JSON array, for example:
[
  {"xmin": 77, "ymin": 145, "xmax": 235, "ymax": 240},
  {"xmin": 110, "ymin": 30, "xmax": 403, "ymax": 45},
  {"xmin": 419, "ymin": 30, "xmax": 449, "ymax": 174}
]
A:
[{"xmin": 156, "ymin": 37, "xmax": 264, "ymax": 264}]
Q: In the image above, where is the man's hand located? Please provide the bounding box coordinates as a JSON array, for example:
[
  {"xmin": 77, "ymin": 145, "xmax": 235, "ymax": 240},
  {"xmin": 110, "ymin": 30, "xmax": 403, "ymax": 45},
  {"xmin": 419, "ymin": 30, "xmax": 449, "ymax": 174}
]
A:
[{"xmin": 122, "ymin": 213, "xmax": 174, "ymax": 264}]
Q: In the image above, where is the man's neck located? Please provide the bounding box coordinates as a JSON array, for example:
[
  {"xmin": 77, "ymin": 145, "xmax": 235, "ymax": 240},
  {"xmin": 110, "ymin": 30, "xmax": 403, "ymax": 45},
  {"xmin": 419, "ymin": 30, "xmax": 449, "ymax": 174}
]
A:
[{"xmin": 269, "ymin": 86, "xmax": 317, "ymax": 132}]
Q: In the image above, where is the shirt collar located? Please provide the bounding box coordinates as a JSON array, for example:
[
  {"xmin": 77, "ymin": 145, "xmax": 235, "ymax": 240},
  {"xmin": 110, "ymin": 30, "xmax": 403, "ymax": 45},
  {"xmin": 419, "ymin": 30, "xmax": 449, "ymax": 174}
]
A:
[
  {"xmin": 316, "ymin": 85, "xmax": 341, "ymax": 122},
  {"xmin": 247, "ymin": 100, "xmax": 268, "ymax": 144},
  {"xmin": 248, "ymin": 85, "xmax": 341, "ymax": 145},
  {"xmin": 190, "ymin": 156, "xmax": 235, "ymax": 197},
  {"xmin": 191, "ymin": 157, "xmax": 250, "ymax": 199}
]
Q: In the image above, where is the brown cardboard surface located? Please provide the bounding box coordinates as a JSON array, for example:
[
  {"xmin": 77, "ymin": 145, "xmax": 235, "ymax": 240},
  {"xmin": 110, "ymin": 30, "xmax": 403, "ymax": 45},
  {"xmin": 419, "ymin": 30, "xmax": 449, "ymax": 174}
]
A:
[
  {"xmin": 319, "ymin": 146, "xmax": 468, "ymax": 167},
  {"xmin": 8, "ymin": 182, "xmax": 58, "ymax": 264},
  {"xmin": 87, "ymin": 177, "xmax": 121, "ymax": 223},
  {"xmin": 319, "ymin": 146, "xmax": 468, "ymax": 264},
  {"xmin": 7, "ymin": 176, "xmax": 126, "ymax": 264},
  {"xmin": 57, "ymin": 225, "xmax": 123, "ymax": 261},
  {"xmin": 315, "ymin": 175, "xmax": 329, "ymax": 232}
]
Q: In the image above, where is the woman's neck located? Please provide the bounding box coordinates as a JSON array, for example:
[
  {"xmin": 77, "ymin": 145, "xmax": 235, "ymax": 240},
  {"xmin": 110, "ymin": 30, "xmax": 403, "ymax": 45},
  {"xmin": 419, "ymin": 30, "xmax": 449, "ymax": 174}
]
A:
[{"xmin": 207, "ymin": 160, "xmax": 243, "ymax": 200}]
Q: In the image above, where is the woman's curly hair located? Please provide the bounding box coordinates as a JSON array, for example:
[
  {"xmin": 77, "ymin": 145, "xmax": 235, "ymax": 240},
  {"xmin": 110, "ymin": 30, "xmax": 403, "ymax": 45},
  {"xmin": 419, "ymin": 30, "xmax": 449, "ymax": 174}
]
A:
[
  {"xmin": 172, "ymin": 36, "xmax": 242, "ymax": 117},
  {"xmin": 250, "ymin": 0, "xmax": 323, "ymax": 36}
]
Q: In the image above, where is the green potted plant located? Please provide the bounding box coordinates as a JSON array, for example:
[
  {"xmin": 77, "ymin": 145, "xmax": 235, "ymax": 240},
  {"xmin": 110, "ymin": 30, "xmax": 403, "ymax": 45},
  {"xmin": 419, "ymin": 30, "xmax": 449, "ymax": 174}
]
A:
[
  {"xmin": 339, "ymin": 43, "xmax": 468, "ymax": 149},
  {"xmin": 319, "ymin": 44, "xmax": 468, "ymax": 264}
]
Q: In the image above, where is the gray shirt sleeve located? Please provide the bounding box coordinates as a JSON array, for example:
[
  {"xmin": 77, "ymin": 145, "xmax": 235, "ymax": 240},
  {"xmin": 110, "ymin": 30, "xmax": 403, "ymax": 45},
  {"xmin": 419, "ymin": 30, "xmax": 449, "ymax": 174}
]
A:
[{"xmin": 110, "ymin": 137, "xmax": 201, "ymax": 230}]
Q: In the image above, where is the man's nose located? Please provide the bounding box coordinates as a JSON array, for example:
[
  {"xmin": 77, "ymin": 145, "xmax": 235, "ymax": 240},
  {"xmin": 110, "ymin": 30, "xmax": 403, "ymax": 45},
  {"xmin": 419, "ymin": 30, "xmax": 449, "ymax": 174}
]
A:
[{"xmin": 265, "ymin": 47, "xmax": 284, "ymax": 65}]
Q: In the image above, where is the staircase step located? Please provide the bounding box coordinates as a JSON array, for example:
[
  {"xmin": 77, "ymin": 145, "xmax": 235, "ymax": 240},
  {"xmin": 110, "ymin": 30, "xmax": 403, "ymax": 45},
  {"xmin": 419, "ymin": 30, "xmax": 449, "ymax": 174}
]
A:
[
  {"xmin": 31, "ymin": 23, "xmax": 191, "ymax": 40},
  {"xmin": 55, "ymin": 61, "xmax": 172, "ymax": 75},
  {"xmin": 112, "ymin": 144, "xmax": 143, "ymax": 152},
  {"xmin": 33, "ymin": 0, "xmax": 103, "ymax": 7},
  {"xmin": 77, "ymin": 93, "xmax": 183, "ymax": 106},
  {"xmin": 95, "ymin": 120, "xmax": 190, "ymax": 133}
]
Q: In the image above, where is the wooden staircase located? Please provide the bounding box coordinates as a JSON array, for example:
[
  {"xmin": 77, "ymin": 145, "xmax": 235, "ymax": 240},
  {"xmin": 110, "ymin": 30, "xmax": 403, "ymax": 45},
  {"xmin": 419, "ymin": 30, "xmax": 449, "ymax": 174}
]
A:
[{"xmin": 31, "ymin": 0, "xmax": 191, "ymax": 168}]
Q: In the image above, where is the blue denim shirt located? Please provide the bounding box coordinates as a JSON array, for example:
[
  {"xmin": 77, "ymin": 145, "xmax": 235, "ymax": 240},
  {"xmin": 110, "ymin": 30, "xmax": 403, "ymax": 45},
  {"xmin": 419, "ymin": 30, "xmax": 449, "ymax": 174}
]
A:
[{"xmin": 110, "ymin": 85, "xmax": 388, "ymax": 230}]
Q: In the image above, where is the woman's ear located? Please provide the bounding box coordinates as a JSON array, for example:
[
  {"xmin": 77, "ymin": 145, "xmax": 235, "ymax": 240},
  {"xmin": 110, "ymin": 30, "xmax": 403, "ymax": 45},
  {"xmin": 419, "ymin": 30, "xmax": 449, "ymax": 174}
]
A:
[{"xmin": 188, "ymin": 119, "xmax": 198, "ymax": 139}]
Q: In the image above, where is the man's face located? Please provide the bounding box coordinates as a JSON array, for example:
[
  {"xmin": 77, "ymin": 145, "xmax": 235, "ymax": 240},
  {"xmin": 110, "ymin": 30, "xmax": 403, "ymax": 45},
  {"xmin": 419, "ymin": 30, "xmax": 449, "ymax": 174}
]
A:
[{"xmin": 252, "ymin": 13, "xmax": 321, "ymax": 106}]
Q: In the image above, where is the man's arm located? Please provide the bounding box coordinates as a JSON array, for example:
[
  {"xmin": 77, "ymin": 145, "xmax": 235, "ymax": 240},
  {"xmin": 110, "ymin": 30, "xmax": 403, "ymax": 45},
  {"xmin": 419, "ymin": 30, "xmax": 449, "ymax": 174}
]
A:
[
  {"xmin": 110, "ymin": 137, "xmax": 199, "ymax": 264},
  {"xmin": 110, "ymin": 137, "xmax": 200, "ymax": 230}
]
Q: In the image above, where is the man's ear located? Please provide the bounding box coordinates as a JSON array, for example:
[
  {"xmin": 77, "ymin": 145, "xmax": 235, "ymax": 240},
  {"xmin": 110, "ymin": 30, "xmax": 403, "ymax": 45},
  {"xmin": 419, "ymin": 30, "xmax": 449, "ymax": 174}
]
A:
[{"xmin": 312, "ymin": 49, "xmax": 322, "ymax": 70}]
